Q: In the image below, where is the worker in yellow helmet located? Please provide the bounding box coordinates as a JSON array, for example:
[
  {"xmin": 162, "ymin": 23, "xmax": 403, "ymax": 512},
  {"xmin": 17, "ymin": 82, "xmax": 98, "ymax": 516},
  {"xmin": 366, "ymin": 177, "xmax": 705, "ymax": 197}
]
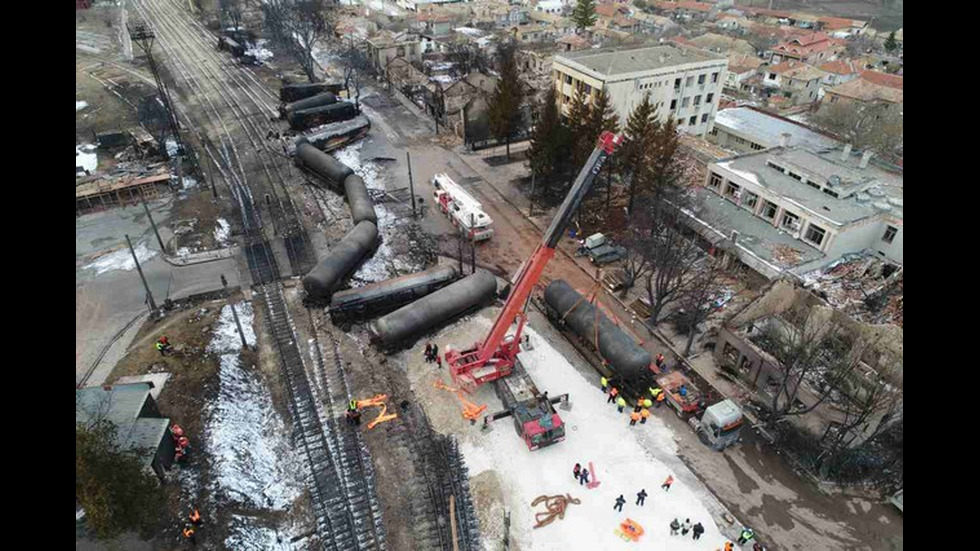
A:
[
  {"xmin": 600, "ymin": 376, "xmax": 609, "ymax": 393},
  {"xmin": 616, "ymin": 396, "xmax": 627, "ymax": 413}
]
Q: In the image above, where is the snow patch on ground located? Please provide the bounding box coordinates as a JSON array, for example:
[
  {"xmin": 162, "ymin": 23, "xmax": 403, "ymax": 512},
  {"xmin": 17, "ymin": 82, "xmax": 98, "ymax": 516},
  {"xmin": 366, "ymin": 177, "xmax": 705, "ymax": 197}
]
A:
[
  {"xmin": 176, "ymin": 246, "xmax": 194, "ymax": 257},
  {"xmin": 76, "ymin": 144, "xmax": 98, "ymax": 172},
  {"xmin": 181, "ymin": 176, "xmax": 199, "ymax": 190},
  {"xmin": 166, "ymin": 139, "xmax": 179, "ymax": 157},
  {"xmin": 456, "ymin": 320, "xmax": 731, "ymax": 550},
  {"xmin": 225, "ymin": 515, "xmax": 293, "ymax": 550},
  {"xmin": 214, "ymin": 218, "xmax": 232, "ymax": 246},
  {"xmin": 246, "ymin": 40, "xmax": 274, "ymax": 63},
  {"xmin": 205, "ymin": 303, "xmax": 302, "ymax": 511},
  {"xmin": 76, "ymin": 100, "xmax": 89, "ymax": 112},
  {"xmin": 85, "ymin": 241, "xmax": 156, "ymax": 275}
]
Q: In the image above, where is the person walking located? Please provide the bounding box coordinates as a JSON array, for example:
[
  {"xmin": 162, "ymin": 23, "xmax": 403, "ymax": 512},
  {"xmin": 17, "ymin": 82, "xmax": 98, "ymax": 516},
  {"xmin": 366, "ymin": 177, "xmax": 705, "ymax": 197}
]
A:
[
  {"xmin": 669, "ymin": 518, "xmax": 680, "ymax": 536},
  {"xmin": 661, "ymin": 475, "xmax": 673, "ymax": 491},
  {"xmin": 579, "ymin": 467, "xmax": 590, "ymax": 486},
  {"xmin": 656, "ymin": 353, "xmax": 665, "ymax": 369},
  {"xmin": 642, "ymin": 398, "xmax": 653, "ymax": 409},
  {"xmin": 629, "ymin": 410, "xmax": 640, "ymax": 426},
  {"xmin": 424, "ymin": 343, "xmax": 433, "ymax": 362},
  {"xmin": 737, "ymin": 527, "xmax": 755, "ymax": 545},
  {"xmin": 640, "ymin": 408, "xmax": 651, "ymax": 424},
  {"xmin": 573, "ymin": 463, "xmax": 582, "ymax": 480},
  {"xmin": 692, "ymin": 522, "xmax": 704, "ymax": 540},
  {"xmin": 656, "ymin": 391, "xmax": 666, "ymax": 408},
  {"xmin": 613, "ymin": 495, "xmax": 626, "ymax": 513},
  {"xmin": 723, "ymin": 541, "xmax": 735, "ymax": 551},
  {"xmin": 616, "ymin": 396, "xmax": 627, "ymax": 413},
  {"xmin": 600, "ymin": 376, "xmax": 609, "ymax": 393},
  {"xmin": 681, "ymin": 518, "xmax": 692, "ymax": 536},
  {"xmin": 435, "ymin": 354, "xmax": 442, "ymax": 369},
  {"xmin": 608, "ymin": 387, "xmax": 619, "ymax": 404},
  {"xmin": 635, "ymin": 489, "xmax": 647, "ymax": 506},
  {"xmin": 189, "ymin": 507, "xmax": 202, "ymax": 527},
  {"xmin": 182, "ymin": 525, "xmax": 197, "ymax": 545},
  {"xmin": 431, "ymin": 343, "xmax": 439, "ymax": 362}
]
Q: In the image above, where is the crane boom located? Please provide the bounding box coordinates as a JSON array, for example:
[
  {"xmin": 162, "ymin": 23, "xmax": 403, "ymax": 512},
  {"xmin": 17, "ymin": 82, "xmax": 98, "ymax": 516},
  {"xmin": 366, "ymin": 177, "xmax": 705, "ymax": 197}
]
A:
[{"xmin": 447, "ymin": 131, "xmax": 622, "ymax": 389}]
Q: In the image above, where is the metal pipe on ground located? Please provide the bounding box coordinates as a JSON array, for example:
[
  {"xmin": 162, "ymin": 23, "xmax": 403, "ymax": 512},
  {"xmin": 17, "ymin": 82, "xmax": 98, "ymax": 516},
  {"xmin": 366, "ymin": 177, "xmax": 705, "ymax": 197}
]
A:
[
  {"xmin": 369, "ymin": 270, "xmax": 497, "ymax": 346},
  {"xmin": 303, "ymin": 220, "xmax": 379, "ymax": 299}
]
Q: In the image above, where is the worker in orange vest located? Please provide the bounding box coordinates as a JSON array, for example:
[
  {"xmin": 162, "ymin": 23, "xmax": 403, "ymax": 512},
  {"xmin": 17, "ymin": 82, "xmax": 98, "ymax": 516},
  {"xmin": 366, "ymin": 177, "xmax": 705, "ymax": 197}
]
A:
[
  {"xmin": 640, "ymin": 408, "xmax": 651, "ymax": 424},
  {"xmin": 661, "ymin": 475, "xmax": 674, "ymax": 491},
  {"xmin": 189, "ymin": 508, "xmax": 202, "ymax": 526},
  {"xmin": 607, "ymin": 387, "xmax": 619, "ymax": 404},
  {"xmin": 182, "ymin": 524, "xmax": 197, "ymax": 545},
  {"xmin": 656, "ymin": 391, "xmax": 666, "ymax": 408},
  {"xmin": 629, "ymin": 410, "xmax": 641, "ymax": 426}
]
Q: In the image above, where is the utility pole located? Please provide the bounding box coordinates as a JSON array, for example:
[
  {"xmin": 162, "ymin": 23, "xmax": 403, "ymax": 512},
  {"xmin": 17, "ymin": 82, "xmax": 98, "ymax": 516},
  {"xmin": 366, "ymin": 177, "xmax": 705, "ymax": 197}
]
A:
[
  {"xmin": 222, "ymin": 275, "xmax": 249, "ymax": 350},
  {"xmin": 129, "ymin": 19, "xmax": 184, "ymax": 188},
  {"xmin": 457, "ymin": 228, "xmax": 464, "ymax": 274},
  {"xmin": 528, "ymin": 172, "xmax": 535, "ymax": 216},
  {"xmin": 141, "ymin": 199, "xmax": 167, "ymax": 254},
  {"xmin": 126, "ymin": 234, "xmax": 157, "ymax": 312},
  {"xmin": 406, "ymin": 151, "xmax": 417, "ymax": 219},
  {"xmin": 470, "ymin": 212, "xmax": 477, "ymax": 274}
]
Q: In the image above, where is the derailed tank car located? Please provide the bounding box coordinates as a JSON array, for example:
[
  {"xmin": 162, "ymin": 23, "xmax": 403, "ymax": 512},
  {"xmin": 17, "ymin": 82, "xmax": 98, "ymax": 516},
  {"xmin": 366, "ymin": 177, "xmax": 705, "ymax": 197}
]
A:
[
  {"xmin": 303, "ymin": 221, "xmax": 379, "ymax": 300},
  {"xmin": 329, "ymin": 265, "xmax": 459, "ymax": 325},
  {"xmin": 542, "ymin": 279, "xmax": 655, "ymax": 398},
  {"xmin": 279, "ymin": 92, "xmax": 337, "ymax": 118},
  {"xmin": 295, "ymin": 142, "xmax": 353, "ymax": 191},
  {"xmin": 369, "ymin": 270, "xmax": 497, "ymax": 348},
  {"xmin": 280, "ymin": 82, "xmax": 345, "ymax": 103},
  {"xmin": 343, "ymin": 175, "xmax": 377, "ymax": 226},
  {"xmin": 217, "ymin": 36, "xmax": 245, "ymax": 57},
  {"xmin": 287, "ymin": 102, "xmax": 358, "ymax": 131}
]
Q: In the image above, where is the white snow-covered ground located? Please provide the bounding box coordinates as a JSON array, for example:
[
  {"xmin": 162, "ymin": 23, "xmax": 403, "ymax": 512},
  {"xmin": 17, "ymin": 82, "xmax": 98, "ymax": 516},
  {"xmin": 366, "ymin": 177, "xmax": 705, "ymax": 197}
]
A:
[
  {"xmin": 205, "ymin": 303, "xmax": 304, "ymax": 511},
  {"xmin": 84, "ymin": 241, "xmax": 156, "ymax": 275},
  {"xmin": 76, "ymin": 144, "xmax": 98, "ymax": 172},
  {"xmin": 457, "ymin": 321, "xmax": 737, "ymax": 550},
  {"xmin": 214, "ymin": 218, "xmax": 232, "ymax": 246},
  {"xmin": 76, "ymin": 100, "xmax": 89, "ymax": 112},
  {"xmin": 225, "ymin": 515, "xmax": 293, "ymax": 550},
  {"xmin": 246, "ymin": 39, "xmax": 274, "ymax": 63}
]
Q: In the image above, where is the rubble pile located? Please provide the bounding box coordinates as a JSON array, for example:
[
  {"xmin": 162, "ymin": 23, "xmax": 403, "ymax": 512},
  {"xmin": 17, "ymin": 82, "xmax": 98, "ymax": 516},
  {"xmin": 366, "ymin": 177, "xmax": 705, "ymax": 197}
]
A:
[{"xmin": 804, "ymin": 255, "xmax": 904, "ymax": 327}]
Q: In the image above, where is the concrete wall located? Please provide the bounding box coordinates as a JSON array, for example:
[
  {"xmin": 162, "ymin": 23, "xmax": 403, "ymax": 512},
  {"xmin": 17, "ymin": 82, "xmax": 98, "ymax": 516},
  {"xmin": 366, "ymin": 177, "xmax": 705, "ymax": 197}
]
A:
[{"xmin": 552, "ymin": 55, "xmax": 727, "ymax": 137}]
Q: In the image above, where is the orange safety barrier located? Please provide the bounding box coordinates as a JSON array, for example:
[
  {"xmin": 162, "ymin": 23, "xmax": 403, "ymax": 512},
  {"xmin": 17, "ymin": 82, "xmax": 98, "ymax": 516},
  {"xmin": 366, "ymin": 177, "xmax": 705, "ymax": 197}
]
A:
[
  {"xmin": 434, "ymin": 380, "xmax": 487, "ymax": 421},
  {"xmin": 353, "ymin": 394, "xmax": 398, "ymax": 429}
]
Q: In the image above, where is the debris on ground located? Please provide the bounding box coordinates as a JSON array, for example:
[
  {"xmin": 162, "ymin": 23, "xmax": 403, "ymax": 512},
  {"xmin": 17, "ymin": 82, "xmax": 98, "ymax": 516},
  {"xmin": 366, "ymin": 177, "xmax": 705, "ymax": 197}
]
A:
[
  {"xmin": 531, "ymin": 494, "xmax": 581, "ymax": 529},
  {"xmin": 804, "ymin": 255, "xmax": 904, "ymax": 327},
  {"xmin": 771, "ymin": 244, "xmax": 804, "ymax": 267}
]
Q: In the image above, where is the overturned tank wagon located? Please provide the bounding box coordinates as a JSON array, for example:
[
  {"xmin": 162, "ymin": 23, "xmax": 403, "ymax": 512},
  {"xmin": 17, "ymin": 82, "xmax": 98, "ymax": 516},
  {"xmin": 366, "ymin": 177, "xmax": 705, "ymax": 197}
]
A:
[
  {"xmin": 280, "ymin": 82, "xmax": 345, "ymax": 103},
  {"xmin": 287, "ymin": 101, "xmax": 358, "ymax": 131},
  {"xmin": 303, "ymin": 221, "xmax": 379, "ymax": 299},
  {"xmin": 299, "ymin": 115, "xmax": 371, "ymax": 152},
  {"xmin": 344, "ymin": 175, "xmax": 378, "ymax": 226},
  {"xmin": 330, "ymin": 265, "xmax": 460, "ymax": 325},
  {"xmin": 543, "ymin": 279, "xmax": 652, "ymax": 385},
  {"xmin": 279, "ymin": 92, "xmax": 337, "ymax": 117},
  {"xmin": 369, "ymin": 270, "xmax": 498, "ymax": 347},
  {"xmin": 217, "ymin": 36, "xmax": 244, "ymax": 57},
  {"xmin": 295, "ymin": 142, "xmax": 353, "ymax": 191}
]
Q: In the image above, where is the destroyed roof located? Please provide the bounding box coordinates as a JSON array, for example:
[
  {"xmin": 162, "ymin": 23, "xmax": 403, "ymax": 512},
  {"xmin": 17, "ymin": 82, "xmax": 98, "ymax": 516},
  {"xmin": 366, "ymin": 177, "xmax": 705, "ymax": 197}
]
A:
[
  {"xmin": 727, "ymin": 53, "xmax": 764, "ymax": 73},
  {"xmin": 716, "ymin": 146, "xmax": 904, "ymax": 225},
  {"xmin": 768, "ymin": 60, "xmax": 827, "ymax": 81},
  {"xmin": 686, "ymin": 32, "xmax": 757, "ymax": 55},
  {"xmin": 802, "ymin": 254, "xmax": 904, "ymax": 327},
  {"xmin": 555, "ymin": 44, "xmax": 725, "ymax": 79},
  {"xmin": 826, "ymin": 77, "xmax": 904, "ymax": 104},
  {"xmin": 76, "ymin": 383, "xmax": 171, "ymax": 465},
  {"xmin": 713, "ymin": 107, "xmax": 840, "ymax": 151}
]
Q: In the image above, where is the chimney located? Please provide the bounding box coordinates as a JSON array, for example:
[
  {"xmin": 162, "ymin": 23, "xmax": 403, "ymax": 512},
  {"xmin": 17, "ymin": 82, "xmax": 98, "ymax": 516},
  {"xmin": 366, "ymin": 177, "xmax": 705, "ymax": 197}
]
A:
[
  {"xmin": 779, "ymin": 132, "xmax": 791, "ymax": 148},
  {"xmin": 840, "ymin": 143, "xmax": 852, "ymax": 161},
  {"xmin": 859, "ymin": 150, "xmax": 874, "ymax": 169},
  {"xmin": 730, "ymin": 230, "xmax": 739, "ymax": 247}
]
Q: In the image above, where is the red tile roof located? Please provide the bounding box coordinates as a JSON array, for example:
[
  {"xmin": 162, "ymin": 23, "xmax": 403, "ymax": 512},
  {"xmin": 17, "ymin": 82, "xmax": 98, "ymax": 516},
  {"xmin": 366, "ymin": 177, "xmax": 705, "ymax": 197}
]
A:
[
  {"xmin": 818, "ymin": 59, "xmax": 859, "ymax": 75},
  {"xmin": 859, "ymin": 70, "xmax": 903, "ymax": 90}
]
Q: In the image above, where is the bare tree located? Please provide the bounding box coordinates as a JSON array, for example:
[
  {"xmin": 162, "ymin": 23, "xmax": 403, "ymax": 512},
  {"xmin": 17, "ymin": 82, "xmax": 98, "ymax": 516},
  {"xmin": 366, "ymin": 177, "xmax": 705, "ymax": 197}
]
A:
[
  {"xmin": 753, "ymin": 307, "xmax": 870, "ymax": 431},
  {"xmin": 263, "ymin": 0, "xmax": 329, "ymax": 82},
  {"xmin": 811, "ymin": 100, "xmax": 903, "ymax": 159},
  {"xmin": 219, "ymin": 0, "xmax": 244, "ymax": 32},
  {"xmin": 675, "ymin": 253, "xmax": 727, "ymax": 356},
  {"xmin": 642, "ymin": 197, "xmax": 704, "ymax": 326},
  {"xmin": 446, "ymin": 41, "xmax": 491, "ymax": 80}
]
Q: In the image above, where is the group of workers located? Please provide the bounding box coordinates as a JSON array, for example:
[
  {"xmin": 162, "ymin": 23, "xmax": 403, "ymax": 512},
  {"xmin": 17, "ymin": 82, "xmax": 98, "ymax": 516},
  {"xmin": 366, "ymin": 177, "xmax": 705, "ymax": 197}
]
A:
[
  {"xmin": 155, "ymin": 335, "xmax": 174, "ymax": 356},
  {"xmin": 601, "ymin": 375, "xmax": 665, "ymax": 427},
  {"xmin": 423, "ymin": 342, "xmax": 442, "ymax": 368},
  {"xmin": 181, "ymin": 507, "xmax": 203, "ymax": 544},
  {"xmin": 171, "ymin": 424, "xmax": 191, "ymax": 462}
]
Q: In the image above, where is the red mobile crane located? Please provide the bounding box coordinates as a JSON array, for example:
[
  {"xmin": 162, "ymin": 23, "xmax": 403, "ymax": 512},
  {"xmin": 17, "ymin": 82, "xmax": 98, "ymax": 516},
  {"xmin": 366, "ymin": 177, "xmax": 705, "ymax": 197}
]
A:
[{"xmin": 445, "ymin": 131, "xmax": 623, "ymax": 450}]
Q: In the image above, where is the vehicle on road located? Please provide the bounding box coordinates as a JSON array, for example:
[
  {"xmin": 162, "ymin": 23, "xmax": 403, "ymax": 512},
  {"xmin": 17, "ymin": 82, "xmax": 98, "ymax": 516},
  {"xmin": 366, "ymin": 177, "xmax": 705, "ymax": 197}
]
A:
[
  {"xmin": 688, "ymin": 399, "xmax": 744, "ymax": 451},
  {"xmin": 431, "ymin": 174, "xmax": 494, "ymax": 242},
  {"xmin": 576, "ymin": 233, "xmax": 626, "ymax": 265}
]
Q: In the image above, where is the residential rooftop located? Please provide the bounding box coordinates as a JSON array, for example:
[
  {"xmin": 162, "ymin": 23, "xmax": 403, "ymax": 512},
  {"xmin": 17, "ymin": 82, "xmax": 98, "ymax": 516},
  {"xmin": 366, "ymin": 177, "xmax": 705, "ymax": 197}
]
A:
[
  {"xmin": 76, "ymin": 383, "xmax": 170, "ymax": 466},
  {"xmin": 826, "ymin": 77, "xmax": 904, "ymax": 104},
  {"xmin": 555, "ymin": 44, "xmax": 724, "ymax": 79},
  {"xmin": 713, "ymin": 107, "xmax": 840, "ymax": 151}
]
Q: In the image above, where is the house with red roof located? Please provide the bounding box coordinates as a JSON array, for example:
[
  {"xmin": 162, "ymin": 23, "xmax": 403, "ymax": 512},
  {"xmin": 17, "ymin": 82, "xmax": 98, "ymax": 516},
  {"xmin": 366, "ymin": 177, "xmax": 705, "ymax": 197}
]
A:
[
  {"xmin": 768, "ymin": 32, "xmax": 843, "ymax": 65},
  {"xmin": 818, "ymin": 59, "xmax": 861, "ymax": 87}
]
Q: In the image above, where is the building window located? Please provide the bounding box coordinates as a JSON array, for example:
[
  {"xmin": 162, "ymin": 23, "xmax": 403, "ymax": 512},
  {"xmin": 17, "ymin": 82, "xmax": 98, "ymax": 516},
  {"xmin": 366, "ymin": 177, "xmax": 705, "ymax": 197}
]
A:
[
  {"xmin": 762, "ymin": 201, "xmax": 778, "ymax": 220},
  {"xmin": 750, "ymin": 142, "xmax": 764, "ymax": 151},
  {"xmin": 689, "ymin": 116, "xmax": 697, "ymax": 125},
  {"xmin": 686, "ymin": 76, "xmax": 694, "ymax": 86},
  {"xmin": 698, "ymin": 74, "xmax": 706, "ymax": 85},
  {"xmin": 724, "ymin": 181, "xmax": 740, "ymax": 200},
  {"xmin": 712, "ymin": 71, "xmax": 719, "ymax": 83},
  {"xmin": 694, "ymin": 95, "xmax": 702, "ymax": 105},
  {"xmin": 882, "ymin": 225, "xmax": 898, "ymax": 244},
  {"xmin": 706, "ymin": 93, "xmax": 714, "ymax": 103},
  {"xmin": 564, "ymin": 74, "xmax": 572, "ymax": 84},
  {"xmin": 804, "ymin": 224, "xmax": 826, "ymax": 246},
  {"xmin": 677, "ymin": 118, "xmax": 685, "ymax": 126},
  {"xmin": 768, "ymin": 72, "xmax": 777, "ymax": 80},
  {"xmin": 742, "ymin": 190, "xmax": 759, "ymax": 209},
  {"xmin": 674, "ymin": 78, "xmax": 681, "ymax": 90},
  {"xmin": 708, "ymin": 172, "xmax": 723, "ymax": 189},
  {"xmin": 781, "ymin": 211, "xmax": 800, "ymax": 230},
  {"xmin": 397, "ymin": 46, "xmax": 406, "ymax": 57},
  {"xmin": 788, "ymin": 171, "xmax": 802, "ymax": 181},
  {"xmin": 701, "ymin": 113, "xmax": 709, "ymax": 123},
  {"xmin": 822, "ymin": 188, "xmax": 839, "ymax": 198},
  {"xmin": 682, "ymin": 97, "xmax": 690, "ymax": 108},
  {"xmin": 767, "ymin": 161, "xmax": 785, "ymax": 173},
  {"xmin": 670, "ymin": 99, "xmax": 677, "ymax": 110},
  {"xmin": 806, "ymin": 180, "xmax": 821, "ymax": 190}
]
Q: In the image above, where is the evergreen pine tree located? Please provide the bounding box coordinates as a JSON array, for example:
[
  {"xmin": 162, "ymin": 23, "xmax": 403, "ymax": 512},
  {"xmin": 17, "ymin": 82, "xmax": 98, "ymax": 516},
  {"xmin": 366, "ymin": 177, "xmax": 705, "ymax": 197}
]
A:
[
  {"xmin": 883, "ymin": 30, "xmax": 898, "ymax": 52},
  {"xmin": 488, "ymin": 42, "xmax": 526, "ymax": 159},
  {"xmin": 572, "ymin": 0, "xmax": 597, "ymax": 30}
]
